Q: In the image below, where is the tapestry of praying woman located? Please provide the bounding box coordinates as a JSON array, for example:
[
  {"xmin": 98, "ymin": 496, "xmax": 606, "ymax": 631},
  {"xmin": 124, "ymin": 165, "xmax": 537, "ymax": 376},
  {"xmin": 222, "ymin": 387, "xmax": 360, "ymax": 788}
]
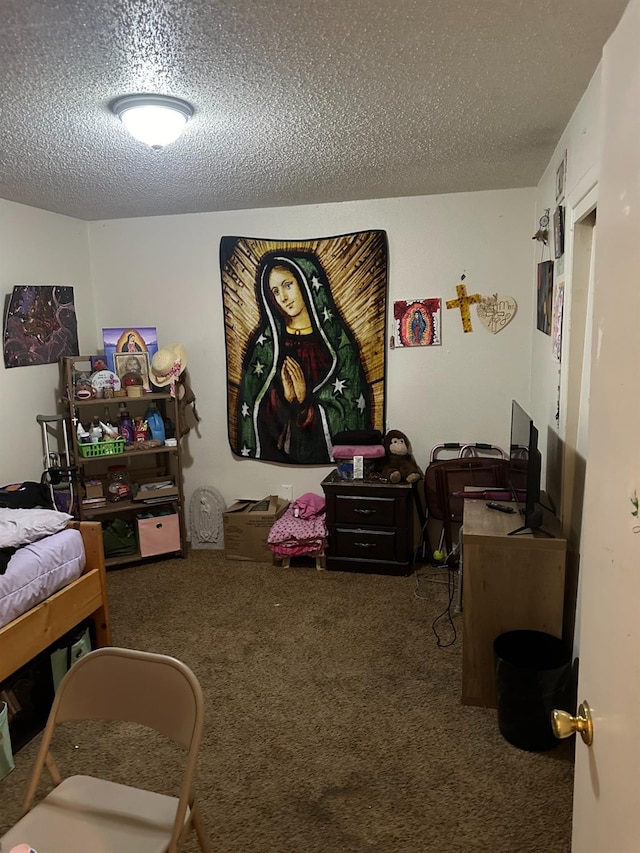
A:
[{"xmin": 236, "ymin": 251, "xmax": 372, "ymax": 464}]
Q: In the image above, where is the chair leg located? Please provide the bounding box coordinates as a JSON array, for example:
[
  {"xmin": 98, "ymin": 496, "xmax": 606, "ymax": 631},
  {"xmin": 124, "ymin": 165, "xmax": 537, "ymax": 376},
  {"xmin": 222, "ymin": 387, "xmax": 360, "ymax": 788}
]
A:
[{"xmin": 191, "ymin": 803, "xmax": 213, "ymax": 853}]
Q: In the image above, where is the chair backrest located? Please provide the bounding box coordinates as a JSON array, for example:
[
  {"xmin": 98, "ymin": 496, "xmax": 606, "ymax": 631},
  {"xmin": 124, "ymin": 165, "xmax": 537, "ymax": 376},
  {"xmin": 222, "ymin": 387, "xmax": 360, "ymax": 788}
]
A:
[
  {"xmin": 53, "ymin": 647, "xmax": 203, "ymax": 750},
  {"xmin": 431, "ymin": 458, "xmax": 510, "ymax": 551},
  {"xmin": 20, "ymin": 647, "xmax": 205, "ymax": 849}
]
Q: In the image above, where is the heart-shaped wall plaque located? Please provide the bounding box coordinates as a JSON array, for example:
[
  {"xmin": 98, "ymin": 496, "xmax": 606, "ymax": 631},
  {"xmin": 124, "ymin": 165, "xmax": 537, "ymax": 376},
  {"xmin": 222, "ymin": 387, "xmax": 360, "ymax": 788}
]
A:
[{"xmin": 476, "ymin": 294, "xmax": 517, "ymax": 334}]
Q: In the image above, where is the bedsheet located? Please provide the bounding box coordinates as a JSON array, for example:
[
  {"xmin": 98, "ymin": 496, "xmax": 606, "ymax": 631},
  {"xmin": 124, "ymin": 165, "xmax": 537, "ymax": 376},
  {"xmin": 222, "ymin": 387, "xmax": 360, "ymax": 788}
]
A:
[{"xmin": 0, "ymin": 528, "xmax": 85, "ymax": 629}]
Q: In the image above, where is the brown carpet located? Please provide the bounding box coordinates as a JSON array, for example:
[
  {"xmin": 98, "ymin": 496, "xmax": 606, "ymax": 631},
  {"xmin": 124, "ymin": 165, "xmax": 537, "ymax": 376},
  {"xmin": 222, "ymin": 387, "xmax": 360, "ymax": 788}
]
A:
[{"xmin": 0, "ymin": 552, "xmax": 574, "ymax": 852}]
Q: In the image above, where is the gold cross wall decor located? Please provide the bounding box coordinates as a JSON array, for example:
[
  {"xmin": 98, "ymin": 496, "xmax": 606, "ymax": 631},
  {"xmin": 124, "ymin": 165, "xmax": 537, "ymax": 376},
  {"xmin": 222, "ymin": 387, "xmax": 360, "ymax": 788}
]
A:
[{"xmin": 446, "ymin": 282, "xmax": 481, "ymax": 333}]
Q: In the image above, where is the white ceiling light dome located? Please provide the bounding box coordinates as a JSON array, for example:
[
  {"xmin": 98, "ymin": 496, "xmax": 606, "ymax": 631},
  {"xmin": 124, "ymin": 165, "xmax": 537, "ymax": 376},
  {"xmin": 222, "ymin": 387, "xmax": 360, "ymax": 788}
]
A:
[{"xmin": 111, "ymin": 94, "xmax": 194, "ymax": 149}]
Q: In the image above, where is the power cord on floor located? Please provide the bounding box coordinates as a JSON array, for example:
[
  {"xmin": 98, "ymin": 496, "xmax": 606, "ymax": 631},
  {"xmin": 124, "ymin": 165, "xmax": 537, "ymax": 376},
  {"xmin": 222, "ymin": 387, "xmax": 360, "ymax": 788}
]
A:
[
  {"xmin": 413, "ymin": 560, "xmax": 459, "ymax": 649},
  {"xmin": 431, "ymin": 564, "xmax": 457, "ymax": 648}
]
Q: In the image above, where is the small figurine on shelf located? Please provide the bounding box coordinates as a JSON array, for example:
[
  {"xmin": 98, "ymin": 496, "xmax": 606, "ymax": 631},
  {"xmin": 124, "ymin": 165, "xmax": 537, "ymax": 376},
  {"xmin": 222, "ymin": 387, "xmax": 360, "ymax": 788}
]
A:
[{"xmin": 74, "ymin": 372, "xmax": 95, "ymax": 400}]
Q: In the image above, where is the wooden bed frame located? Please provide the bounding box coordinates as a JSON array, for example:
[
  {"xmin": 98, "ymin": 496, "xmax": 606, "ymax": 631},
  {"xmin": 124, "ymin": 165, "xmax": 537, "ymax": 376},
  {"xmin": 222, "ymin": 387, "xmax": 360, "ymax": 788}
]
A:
[{"xmin": 0, "ymin": 521, "xmax": 112, "ymax": 683}]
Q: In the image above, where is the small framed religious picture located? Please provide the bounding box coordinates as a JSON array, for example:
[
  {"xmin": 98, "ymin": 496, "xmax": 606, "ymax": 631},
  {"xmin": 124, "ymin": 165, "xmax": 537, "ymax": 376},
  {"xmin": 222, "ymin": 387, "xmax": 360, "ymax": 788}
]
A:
[
  {"xmin": 555, "ymin": 150, "xmax": 567, "ymax": 203},
  {"xmin": 113, "ymin": 351, "xmax": 151, "ymax": 391},
  {"xmin": 553, "ymin": 205, "xmax": 565, "ymax": 259}
]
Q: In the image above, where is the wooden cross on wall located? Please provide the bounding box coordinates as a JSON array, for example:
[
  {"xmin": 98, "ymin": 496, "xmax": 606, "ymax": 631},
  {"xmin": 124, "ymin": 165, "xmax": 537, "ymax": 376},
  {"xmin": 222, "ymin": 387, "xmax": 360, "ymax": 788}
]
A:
[{"xmin": 446, "ymin": 281, "xmax": 481, "ymax": 333}]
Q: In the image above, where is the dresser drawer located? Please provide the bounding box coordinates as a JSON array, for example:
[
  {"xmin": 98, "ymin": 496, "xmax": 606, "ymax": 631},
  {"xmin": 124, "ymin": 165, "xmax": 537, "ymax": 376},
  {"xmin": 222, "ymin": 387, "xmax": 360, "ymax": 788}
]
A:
[
  {"xmin": 334, "ymin": 494, "xmax": 398, "ymax": 527},
  {"xmin": 334, "ymin": 527, "xmax": 398, "ymax": 561}
]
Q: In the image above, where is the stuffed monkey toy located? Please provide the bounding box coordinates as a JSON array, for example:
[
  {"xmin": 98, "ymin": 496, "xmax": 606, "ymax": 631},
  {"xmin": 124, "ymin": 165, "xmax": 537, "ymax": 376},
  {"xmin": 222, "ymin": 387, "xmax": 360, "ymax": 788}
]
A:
[{"xmin": 379, "ymin": 430, "xmax": 423, "ymax": 484}]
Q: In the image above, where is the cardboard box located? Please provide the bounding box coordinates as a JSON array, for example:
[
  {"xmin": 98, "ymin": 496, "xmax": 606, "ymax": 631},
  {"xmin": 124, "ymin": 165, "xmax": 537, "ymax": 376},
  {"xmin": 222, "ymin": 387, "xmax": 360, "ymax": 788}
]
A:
[
  {"xmin": 223, "ymin": 495, "xmax": 289, "ymax": 561},
  {"xmin": 132, "ymin": 477, "xmax": 179, "ymax": 502},
  {"xmin": 84, "ymin": 479, "xmax": 104, "ymax": 500}
]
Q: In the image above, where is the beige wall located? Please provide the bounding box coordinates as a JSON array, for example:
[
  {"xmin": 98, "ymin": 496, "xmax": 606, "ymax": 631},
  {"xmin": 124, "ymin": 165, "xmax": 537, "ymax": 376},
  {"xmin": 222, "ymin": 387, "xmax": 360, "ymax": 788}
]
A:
[
  {"xmin": 0, "ymin": 201, "xmax": 93, "ymax": 485},
  {"xmin": 531, "ymin": 66, "xmax": 602, "ymax": 478},
  {"xmin": 87, "ymin": 189, "xmax": 535, "ymax": 509}
]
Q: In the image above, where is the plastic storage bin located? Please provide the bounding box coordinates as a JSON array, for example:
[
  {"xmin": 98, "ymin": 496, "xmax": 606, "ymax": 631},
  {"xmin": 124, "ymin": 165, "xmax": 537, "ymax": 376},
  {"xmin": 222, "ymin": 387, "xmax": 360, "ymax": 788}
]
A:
[
  {"xmin": 0, "ymin": 700, "xmax": 15, "ymax": 780},
  {"xmin": 50, "ymin": 623, "xmax": 93, "ymax": 692},
  {"xmin": 78, "ymin": 438, "xmax": 125, "ymax": 458},
  {"xmin": 494, "ymin": 629, "xmax": 572, "ymax": 752}
]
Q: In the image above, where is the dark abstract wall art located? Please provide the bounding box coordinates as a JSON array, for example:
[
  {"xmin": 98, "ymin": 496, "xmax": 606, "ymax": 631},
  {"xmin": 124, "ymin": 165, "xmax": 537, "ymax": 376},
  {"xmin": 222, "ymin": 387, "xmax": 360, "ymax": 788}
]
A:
[{"xmin": 3, "ymin": 285, "xmax": 79, "ymax": 368}]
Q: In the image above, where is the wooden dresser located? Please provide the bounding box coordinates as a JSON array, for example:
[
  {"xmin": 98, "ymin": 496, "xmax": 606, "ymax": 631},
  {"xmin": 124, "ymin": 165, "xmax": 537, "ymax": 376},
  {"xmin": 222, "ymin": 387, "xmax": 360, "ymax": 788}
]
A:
[{"xmin": 321, "ymin": 472, "xmax": 414, "ymax": 575}]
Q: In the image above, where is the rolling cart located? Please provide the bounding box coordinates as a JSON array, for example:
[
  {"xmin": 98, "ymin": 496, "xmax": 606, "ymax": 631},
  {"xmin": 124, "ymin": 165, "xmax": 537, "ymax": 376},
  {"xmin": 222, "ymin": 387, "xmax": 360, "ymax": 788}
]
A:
[{"xmin": 423, "ymin": 442, "xmax": 509, "ymax": 610}]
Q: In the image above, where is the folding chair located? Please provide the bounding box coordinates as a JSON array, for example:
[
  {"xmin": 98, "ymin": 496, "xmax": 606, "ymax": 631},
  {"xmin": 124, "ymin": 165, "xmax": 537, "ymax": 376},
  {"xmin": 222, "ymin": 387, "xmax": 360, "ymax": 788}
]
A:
[
  {"xmin": 1, "ymin": 647, "xmax": 211, "ymax": 853},
  {"xmin": 435, "ymin": 458, "xmax": 510, "ymax": 555}
]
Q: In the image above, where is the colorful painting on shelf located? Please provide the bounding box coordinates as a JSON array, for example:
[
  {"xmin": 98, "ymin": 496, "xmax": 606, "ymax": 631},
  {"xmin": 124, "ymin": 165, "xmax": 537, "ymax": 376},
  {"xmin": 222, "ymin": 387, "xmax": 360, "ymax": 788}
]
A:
[{"xmin": 102, "ymin": 327, "xmax": 158, "ymax": 374}]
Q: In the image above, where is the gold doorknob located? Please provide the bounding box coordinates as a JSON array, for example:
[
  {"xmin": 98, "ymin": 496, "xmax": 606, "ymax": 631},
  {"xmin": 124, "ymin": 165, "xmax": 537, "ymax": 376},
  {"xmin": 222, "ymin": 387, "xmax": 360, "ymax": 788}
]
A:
[{"xmin": 551, "ymin": 700, "xmax": 593, "ymax": 746}]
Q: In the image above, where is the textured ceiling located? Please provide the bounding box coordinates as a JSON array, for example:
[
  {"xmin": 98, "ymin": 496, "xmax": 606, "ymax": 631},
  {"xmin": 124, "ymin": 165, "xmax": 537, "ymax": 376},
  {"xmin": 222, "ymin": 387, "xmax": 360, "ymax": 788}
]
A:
[{"xmin": 0, "ymin": 0, "xmax": 629, "ymax": 221}]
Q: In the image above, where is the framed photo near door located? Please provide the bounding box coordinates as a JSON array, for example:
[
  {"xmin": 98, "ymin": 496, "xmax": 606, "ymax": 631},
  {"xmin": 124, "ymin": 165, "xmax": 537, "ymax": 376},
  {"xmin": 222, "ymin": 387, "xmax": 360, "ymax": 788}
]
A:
[
  {"xmin": 536, "ymin": 260, "xmax": 554, "ymax": 335},
  {"xmin": 553, "ymin": 205, "xmax": 565, "ymax": 259}
]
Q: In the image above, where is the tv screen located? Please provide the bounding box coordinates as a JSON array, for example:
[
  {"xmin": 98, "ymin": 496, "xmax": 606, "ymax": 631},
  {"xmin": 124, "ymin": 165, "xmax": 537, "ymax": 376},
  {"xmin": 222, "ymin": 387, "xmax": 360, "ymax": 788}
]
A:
[{"xmin": 508, "ymin": 400, "xmax": 542, "ymax": 533}]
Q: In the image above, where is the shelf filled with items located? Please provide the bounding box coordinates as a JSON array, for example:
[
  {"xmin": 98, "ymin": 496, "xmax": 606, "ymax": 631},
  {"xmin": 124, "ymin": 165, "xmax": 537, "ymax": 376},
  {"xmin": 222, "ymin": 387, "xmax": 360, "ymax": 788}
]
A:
[{"xmin": 60, "ymin": 356, "xmax": 187, "ymax": 567}]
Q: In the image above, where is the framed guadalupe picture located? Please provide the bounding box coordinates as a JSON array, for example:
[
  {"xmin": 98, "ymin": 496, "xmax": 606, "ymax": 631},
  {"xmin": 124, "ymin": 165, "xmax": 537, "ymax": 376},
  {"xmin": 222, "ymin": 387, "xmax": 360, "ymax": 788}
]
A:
[
  {"xmin": 553, "ymin": 205, "xmax": 565, "ymax": 259},
  {"xmin": 102, "ymin": 326, "xmax": 158, "ymax": 373}
]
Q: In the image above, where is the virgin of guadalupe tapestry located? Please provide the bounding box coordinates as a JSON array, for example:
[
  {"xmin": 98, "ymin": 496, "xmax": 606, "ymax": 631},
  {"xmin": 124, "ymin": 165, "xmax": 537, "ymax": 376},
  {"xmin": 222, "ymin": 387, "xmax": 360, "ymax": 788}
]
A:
[
  {"xmin": 3, "ymin": 285, "xmax": 79, "ymax": 368},
  {"xmin": 220, "ymin": 231, "xmax": 388, "ymax": 465}
]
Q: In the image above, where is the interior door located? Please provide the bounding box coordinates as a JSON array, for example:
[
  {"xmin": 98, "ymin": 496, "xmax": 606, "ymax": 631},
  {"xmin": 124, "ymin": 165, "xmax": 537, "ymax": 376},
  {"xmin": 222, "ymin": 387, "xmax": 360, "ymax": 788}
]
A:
[{"xmin": 571, "ymin": 0, "xmax": 640, "ymax": 849}]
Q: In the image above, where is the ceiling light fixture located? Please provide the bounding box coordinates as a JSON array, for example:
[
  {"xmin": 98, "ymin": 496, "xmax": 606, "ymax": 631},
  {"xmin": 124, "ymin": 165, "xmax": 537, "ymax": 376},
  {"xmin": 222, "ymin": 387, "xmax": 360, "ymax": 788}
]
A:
[{"xmin": 111, "ymin": 94, "xmax": 194, "ymax": 149}]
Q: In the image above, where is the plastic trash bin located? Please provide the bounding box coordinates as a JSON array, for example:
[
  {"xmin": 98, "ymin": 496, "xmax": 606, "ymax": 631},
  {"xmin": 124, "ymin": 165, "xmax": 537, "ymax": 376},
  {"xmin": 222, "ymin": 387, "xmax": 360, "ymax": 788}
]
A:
[{"xmin": 494, "ymin": 629, "xmax": 572, "ymax": 752}]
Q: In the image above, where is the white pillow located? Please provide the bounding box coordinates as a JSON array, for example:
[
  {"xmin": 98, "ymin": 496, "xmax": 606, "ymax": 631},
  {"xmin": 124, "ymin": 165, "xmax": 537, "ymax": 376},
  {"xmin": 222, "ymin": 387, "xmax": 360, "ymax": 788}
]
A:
[{"xmin": 0, "ymin": 508, "xmax": 73, "ymax": 548}]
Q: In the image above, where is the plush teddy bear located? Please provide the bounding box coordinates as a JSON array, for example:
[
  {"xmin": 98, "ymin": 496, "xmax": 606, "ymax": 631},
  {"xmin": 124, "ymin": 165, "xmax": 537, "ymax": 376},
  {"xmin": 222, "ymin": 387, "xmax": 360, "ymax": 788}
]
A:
[{"xmin": 378, "ymin": 429, "xmax": 423, "ymax": 484}]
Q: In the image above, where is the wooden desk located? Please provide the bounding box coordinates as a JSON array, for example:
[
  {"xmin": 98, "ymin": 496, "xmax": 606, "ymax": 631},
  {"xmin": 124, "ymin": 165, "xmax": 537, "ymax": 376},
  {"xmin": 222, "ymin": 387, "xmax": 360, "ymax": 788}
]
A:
[{"xmin": 461, "ymin": 499, "xmax": 566, "ymax": 708}]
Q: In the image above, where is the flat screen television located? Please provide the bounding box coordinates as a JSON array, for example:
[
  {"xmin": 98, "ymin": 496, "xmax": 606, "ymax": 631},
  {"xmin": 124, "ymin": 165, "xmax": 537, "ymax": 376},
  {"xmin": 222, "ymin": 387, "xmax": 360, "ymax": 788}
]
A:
[{"xmin": 508, "ymin": 400, "xmax": 543, "ymax": 534}]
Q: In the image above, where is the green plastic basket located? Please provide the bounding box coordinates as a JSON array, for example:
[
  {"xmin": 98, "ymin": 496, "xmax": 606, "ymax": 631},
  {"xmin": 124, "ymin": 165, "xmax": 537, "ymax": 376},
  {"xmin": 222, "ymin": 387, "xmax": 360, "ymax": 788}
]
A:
[{"xmin": 78, "ymin": 438, "xmax": 125, "ymax": 458}]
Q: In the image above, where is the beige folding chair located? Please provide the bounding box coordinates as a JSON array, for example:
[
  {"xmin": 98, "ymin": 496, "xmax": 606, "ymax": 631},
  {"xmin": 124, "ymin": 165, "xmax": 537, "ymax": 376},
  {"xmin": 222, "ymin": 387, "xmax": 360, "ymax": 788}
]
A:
[{"xmin": 0, "ymin": 647, "xmax": 211, "ymax": 853}]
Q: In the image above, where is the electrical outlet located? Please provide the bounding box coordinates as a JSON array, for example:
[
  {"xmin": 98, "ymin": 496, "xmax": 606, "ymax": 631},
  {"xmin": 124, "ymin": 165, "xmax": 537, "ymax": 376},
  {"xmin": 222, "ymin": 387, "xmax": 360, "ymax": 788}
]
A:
[{"xmin": 282, "ymin": 484, "xmax": 293, "ymax": 501}]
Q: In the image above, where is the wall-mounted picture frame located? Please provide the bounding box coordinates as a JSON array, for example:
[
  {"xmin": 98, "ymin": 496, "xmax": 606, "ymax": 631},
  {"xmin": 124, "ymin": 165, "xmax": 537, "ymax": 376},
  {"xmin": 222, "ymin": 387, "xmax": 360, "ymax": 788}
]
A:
[
  {"xmin": 555, "ymin": 150, "xmax": 567, "ymax": 203},
  {"xmin": 553, "ymin": 205, "xmax": 565, "ymax": 259},
  {"xmin": 113, "ymin": 351, "xmax": 151, "ymax": 391},
  {"xmin": 393, "ymin": 298, "xmax": 441, "ymax": 347},
  {"xmin": 536, "ymin": 260, "xmax": 554, "ymax": 336},
  {"xmin": 3, "ymin": 285, "xmax": 79, "ymax": 368}
]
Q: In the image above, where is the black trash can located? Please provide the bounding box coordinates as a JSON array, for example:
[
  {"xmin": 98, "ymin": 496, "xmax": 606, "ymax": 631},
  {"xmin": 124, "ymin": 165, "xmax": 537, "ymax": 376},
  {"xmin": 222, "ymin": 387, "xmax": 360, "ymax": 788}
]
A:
[{"xmin": 494, "ymin": 630, "xmax": 572, "ymax": 752}]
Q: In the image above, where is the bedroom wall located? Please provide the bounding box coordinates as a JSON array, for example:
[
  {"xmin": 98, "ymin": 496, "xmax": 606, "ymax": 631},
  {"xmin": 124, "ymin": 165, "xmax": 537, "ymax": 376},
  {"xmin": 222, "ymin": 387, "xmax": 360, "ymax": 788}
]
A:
[
  {"xmin": 531, "ymin": 66, "xmax": 601, "ymax": 483},
  {"xmin": 532, "ymin": 66, "xmax": 603, "ymax": 652},
  {"xmin": 87, "ymin": 188, "xmax": 535, "ymax": 510},
  {"xmin": 0, "ymin": 200, "xmax": 94, "ymax": 486}
]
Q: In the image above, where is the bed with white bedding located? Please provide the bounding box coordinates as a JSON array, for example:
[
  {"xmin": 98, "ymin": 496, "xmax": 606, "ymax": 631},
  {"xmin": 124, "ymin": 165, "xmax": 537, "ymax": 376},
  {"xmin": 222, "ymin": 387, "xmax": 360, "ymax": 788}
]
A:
[
  {"xmin": 0, "ymin": 520, "xmax": 111, "ymax": 683},
  {"xmin": 0, "ymin": 528, "xmax": 85, "ymax": 629}
]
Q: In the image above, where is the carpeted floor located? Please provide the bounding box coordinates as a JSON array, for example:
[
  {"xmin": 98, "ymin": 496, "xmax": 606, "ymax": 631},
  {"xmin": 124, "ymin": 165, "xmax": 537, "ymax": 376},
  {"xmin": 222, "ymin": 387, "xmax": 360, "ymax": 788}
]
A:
[{"xmin": 0, "ymin": 551, "xmax": 574, "ymax": 852}]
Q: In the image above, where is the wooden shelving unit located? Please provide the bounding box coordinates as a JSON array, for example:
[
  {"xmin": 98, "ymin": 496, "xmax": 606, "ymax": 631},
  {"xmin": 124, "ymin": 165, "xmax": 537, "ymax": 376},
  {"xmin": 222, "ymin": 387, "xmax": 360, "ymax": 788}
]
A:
[{"xmin": 61, "ymin": 356, "xmax": 187, "ymax": 567}]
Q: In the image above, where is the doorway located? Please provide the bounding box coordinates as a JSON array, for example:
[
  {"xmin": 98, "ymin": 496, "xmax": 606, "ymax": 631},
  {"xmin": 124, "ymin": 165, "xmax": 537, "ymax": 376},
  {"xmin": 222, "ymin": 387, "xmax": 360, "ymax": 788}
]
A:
[{"xmin": 558, "ymin": 192, "xmax": 597, "ymax": 651}]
